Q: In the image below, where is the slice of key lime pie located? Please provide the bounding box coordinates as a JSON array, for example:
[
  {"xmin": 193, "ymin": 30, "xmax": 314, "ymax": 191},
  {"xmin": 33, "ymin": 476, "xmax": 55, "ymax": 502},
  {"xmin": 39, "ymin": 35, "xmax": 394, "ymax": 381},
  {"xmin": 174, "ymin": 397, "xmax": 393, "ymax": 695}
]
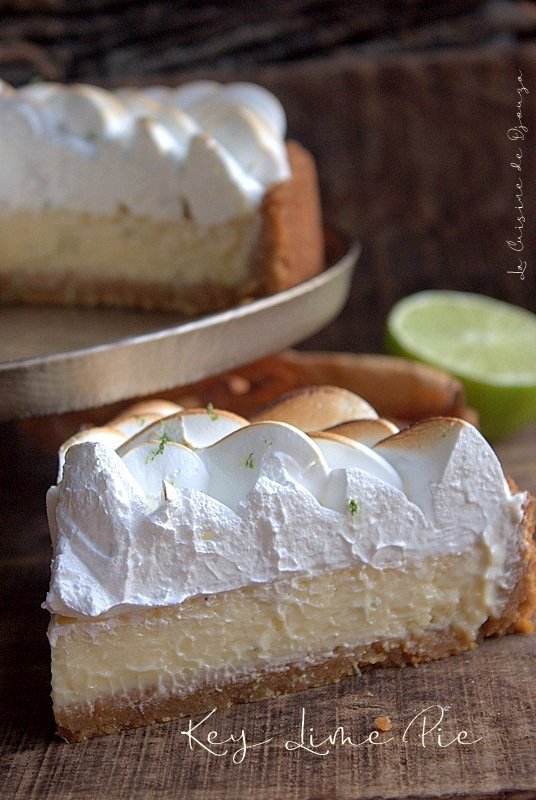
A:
[
  {"xmin": 44, "ymin": 388, "xmax": 536, "ymax": 741},
  {"xmin": 0, "ymin": 79, "xmax": 323, "ymax": 314}
]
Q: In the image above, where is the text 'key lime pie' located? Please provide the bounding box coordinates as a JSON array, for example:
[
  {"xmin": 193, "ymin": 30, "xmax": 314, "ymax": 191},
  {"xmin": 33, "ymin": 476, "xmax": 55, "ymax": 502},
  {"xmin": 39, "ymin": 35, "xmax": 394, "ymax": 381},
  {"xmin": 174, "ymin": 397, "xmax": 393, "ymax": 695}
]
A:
[
  {"xmin": 0, "ymin": 79, "xmax": 323, "ymax": 314},
  {"xmin": 43, "ymin": 386, "xmax": 536, "ymax": 741}
]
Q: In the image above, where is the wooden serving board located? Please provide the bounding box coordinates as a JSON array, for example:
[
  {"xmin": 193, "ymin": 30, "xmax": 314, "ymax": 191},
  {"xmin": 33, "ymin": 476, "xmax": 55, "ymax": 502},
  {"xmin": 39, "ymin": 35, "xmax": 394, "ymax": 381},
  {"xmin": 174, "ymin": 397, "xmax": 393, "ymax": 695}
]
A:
[{"xmin": 0, "ymin": 414, "xmax": 535, "ymax": 800}]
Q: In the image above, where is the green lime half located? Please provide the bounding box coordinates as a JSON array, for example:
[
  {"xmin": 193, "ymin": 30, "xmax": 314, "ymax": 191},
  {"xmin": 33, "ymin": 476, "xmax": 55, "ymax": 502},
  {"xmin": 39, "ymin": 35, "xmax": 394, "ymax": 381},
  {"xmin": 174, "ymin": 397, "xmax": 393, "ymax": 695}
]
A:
[{"xmin": 385, "ymin": 290, "xmax": 536, "ymax": 440}]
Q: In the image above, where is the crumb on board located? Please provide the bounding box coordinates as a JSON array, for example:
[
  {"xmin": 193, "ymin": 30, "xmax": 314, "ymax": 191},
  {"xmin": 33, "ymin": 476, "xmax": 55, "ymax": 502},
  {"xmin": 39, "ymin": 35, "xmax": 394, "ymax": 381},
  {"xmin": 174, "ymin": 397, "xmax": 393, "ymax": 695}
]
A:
[{"xmin": 374, "ymin": 715, "xmax": 392, "ymax": 732}]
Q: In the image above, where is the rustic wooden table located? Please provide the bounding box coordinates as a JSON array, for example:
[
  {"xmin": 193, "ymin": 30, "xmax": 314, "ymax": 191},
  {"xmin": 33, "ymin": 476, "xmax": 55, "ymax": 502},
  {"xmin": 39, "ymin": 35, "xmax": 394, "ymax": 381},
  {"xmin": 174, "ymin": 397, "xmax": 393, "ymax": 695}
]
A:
[{"xmin": 0, "ymin": 411, "xmax": 535, "ymax": 800}]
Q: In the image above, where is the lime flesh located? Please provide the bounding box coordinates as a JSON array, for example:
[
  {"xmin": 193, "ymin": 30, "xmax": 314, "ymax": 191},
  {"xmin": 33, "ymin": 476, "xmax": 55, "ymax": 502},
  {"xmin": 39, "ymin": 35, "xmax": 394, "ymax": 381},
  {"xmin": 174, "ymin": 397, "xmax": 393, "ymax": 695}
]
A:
[{"xmin": 385, "ymin": 291, "xmax": 536, "ymax": 440}]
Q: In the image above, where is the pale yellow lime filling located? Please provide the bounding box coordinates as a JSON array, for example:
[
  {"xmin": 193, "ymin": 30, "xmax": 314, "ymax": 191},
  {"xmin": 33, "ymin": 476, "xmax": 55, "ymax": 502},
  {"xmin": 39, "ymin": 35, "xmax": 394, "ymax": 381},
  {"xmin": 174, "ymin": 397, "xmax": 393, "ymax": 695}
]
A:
[
  {"xmin": 50, "ymin": 551, "xmax": 495, "ymax": 709},
  {"xmin": 0, "ymin": 208, "xmax": 259, "ymax": 286}
]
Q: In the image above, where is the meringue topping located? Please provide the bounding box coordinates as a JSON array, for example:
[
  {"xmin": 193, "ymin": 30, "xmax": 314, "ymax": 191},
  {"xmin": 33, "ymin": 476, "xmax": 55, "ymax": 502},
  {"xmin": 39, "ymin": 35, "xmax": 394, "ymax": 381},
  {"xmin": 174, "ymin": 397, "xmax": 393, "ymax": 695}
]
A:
[
  {"xmin": 44, "ymin": 397, "xmax": 526, "ymax": 621},
  {"xmin": 0, "ymin": 80, "xmax": 290, "ymax": 227}
]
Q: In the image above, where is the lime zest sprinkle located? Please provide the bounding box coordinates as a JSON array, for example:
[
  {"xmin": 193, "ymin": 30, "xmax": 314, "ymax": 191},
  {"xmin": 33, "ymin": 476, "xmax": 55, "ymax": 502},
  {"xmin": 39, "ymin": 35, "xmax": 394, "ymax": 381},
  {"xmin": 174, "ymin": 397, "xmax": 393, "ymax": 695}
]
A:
[
  {"xmin": 206, "ymin": 402, "xmax": 218, "ymax": 421},
  {"xmin": 242, "ymin": 453, "xmax": 255, "ymax": 469},
  {"xmin": 146, "ymin": 432, "xmax": 171, "ymax": 463},
  {"xmin": 348, "ymin": 498, "xmax": 360, "ymax": 516}
]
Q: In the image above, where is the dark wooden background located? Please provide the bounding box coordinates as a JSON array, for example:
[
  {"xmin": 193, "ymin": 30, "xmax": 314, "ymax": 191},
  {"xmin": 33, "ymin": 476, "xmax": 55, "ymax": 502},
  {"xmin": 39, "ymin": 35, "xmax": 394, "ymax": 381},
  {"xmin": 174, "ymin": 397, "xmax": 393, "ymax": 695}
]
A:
[{"xmin": 0, "ymin": 1, "xmax": 535, "ymax": 86}]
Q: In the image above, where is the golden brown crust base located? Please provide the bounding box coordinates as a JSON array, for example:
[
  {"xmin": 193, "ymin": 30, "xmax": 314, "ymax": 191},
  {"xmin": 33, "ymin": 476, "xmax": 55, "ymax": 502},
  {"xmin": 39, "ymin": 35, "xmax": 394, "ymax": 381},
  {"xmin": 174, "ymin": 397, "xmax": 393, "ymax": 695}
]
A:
[
  {"xmin": 255, "ymin": 140, "xmax": 325, "ymax": 294},
  {"xmin": 0, "ymin": 271, "xmax": 242, "ymax": 316},
  {"xmin": 0, "ymin": 142, "xmax": 324, "ymax": 315},
  {"xmin": 54, "ymin": 491, "xmax": 536, "ymax": 743}
]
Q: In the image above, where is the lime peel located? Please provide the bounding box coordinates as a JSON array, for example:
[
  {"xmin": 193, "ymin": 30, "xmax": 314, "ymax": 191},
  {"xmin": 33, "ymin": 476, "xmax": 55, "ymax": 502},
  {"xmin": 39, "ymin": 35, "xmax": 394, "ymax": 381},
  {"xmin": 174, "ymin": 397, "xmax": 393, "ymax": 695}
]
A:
[{"xmin": 386, "ymin": 291, "xmax": 536, "ymax": 440}]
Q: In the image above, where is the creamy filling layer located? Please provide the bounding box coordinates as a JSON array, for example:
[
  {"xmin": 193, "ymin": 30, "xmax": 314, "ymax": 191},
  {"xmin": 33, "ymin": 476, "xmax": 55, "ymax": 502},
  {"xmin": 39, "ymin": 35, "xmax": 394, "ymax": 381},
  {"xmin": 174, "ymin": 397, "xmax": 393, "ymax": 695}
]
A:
[
  {"xmin": 0, "ymin": 208, "xmax": 259, "ymax": 286},
  {"xmin": 50, "ymin": 550, "xmax": 499, "ymax": 709}
]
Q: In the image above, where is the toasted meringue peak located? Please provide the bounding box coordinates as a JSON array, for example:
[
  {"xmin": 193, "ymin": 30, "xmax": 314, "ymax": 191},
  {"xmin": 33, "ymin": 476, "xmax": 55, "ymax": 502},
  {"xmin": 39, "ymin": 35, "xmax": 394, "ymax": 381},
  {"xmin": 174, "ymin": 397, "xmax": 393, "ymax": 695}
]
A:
[
  {"xmin": 110, "ymin": 399, "xmax": 183, "ymax": 423},
  {"xmin": 251, "ymin": 385, "xmax": 378, "ymax": 431},
  {"xmin": 40, "ymin": 83, "xmax": 131, "ymax": 140},
  {"xmin": 311, "ymin": 431, "xmax": 402, "ymax": 489},
  {"xmin": 110, "ymin": 412, "xmax": 165, "ymax": 438},
  {"xmin": 143, "ymin": 81, "xmax": 286, "ymax": 138},
  {"xmin": 375, "ymin": 417, "xmax": 511, "ymax": 520},
  {"xmin": 326, "ymin": 418, "xmax": 399, "ymax": 447},
  {"xmin": 57, "ymin": 426, "xmax": 127, "ymax": 483},
  {"xmin": 116, "ymin": 407, "xmax": 248, "ymax": 456}
]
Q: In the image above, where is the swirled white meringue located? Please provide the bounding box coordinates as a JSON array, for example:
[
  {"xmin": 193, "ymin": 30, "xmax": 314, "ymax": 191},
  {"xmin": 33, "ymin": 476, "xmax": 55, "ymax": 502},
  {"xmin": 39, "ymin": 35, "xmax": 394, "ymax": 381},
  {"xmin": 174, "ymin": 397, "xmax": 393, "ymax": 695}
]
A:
[
  {"xmin": 44, "ymin": 410, "xmax": 526, "ymax": 621},
  {"xmin": 0, "ymin": 80, "xmax": 290, "ymax": 226}
]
